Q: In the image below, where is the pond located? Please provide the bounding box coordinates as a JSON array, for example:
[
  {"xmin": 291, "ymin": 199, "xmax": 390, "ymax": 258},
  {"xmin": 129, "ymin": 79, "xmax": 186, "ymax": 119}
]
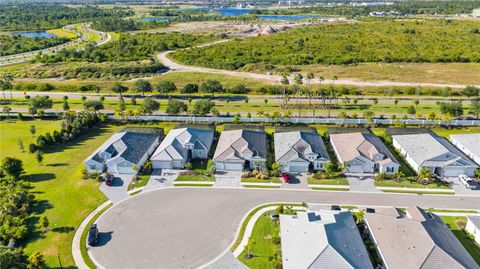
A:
[{"xmin": 15, "ymin": 31, "xmax": 57, "ymax": 38}]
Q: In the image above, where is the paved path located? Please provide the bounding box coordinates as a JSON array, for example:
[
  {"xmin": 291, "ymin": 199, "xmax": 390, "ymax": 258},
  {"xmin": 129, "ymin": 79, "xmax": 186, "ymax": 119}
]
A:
[
  {"xmin": 157, "ymin": 42, "xmax": 479, "ymax": 89},
  {"xmin": 215, "ymin": 171, "xmax": 242, "ymax": 187},
  {"xmin": 280, "ymin": 173, "xmax": 309, "ymax": 189},
  {"xmin": 143, "ymin": 169, "xmax": 179, "ymax": 191},
  {"xmin": 89, "ymin": 187, "xmax": 480, "ymax": 269},
  {"xmin": 347, "ymin": 176, "xmax": 380, "ymax": 192}
]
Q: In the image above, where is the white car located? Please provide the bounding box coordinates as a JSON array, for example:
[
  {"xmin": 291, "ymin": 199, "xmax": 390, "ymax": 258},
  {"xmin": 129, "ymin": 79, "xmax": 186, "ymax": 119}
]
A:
[{"xmin": 458, "ymin": 175, "xmax": 477, "ymax": 190}]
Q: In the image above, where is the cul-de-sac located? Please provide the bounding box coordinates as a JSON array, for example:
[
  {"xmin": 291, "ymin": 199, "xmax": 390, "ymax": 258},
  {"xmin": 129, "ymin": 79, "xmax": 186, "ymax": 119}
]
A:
[{"xmin": 1, "ymin": 1, "xmax": 480, "ymax": 269}]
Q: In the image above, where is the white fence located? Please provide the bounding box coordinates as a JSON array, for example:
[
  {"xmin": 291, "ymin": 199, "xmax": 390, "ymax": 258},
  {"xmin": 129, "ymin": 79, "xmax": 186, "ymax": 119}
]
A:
[{"xmin": 108, "ymin": 115, "xmax": 480, "ymax": 126}]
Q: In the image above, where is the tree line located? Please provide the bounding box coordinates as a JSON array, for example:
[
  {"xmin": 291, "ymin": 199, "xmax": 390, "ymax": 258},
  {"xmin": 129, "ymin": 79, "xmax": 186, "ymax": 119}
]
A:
[
  {"xmin": 0, "ymin": 4, "xmax": 133, "ymax": 31},
  {"xmin": 172, "ymin": 19, "xmax": 480, "ymax": 68},
  {"xmin": 0, "ymin": 35, "xmax": 69, "ymax": 56}
]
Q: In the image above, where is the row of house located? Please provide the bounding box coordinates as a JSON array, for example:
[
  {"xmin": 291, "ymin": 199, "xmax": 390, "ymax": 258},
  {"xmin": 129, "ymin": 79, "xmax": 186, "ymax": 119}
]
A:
[
  {"xmin": 281, "ymin": 207, "xmax": 479, "ymax": 269},
  {"xmin": 84, "ymin": 127, "xmax": 479, "ymax": 178}
]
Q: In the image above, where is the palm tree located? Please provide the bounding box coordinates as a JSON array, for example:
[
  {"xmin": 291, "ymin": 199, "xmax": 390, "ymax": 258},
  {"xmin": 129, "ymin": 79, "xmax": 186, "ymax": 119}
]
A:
[{"xmin": 280, "ymin": 75, "xmax": 289, "ymax": 108}]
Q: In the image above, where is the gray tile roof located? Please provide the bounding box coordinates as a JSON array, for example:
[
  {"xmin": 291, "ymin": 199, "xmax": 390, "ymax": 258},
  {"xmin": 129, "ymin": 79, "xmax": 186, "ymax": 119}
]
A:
[
  {"xmin": 274, "ymin": 131, "xmax": 330, "ymax": 163},
  {"xmin": 213, "ymin": 129, "xmax": 267, "ymax": 161},
  {"xmin": 392, "ymin": 133, "xmax": 477, "ymax": 168},
  {"xmin": 151, "ymin": 128, "xmax": 214, "ymax": 161},
  {"xmin": 365, "ymin": 206, "xmax": 479, "ymax": 269},
  {"xmin": 280, "ymin": 210, "xmax": 373, "ymax": 269},
  {"xmin": 451, "ymin": 134, "xmax": 480, "ymax": 159}
]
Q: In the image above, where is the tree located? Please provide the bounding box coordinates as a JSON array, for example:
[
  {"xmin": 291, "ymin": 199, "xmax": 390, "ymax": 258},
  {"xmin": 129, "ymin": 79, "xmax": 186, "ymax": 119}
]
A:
[
  {"xmin": 200, "ymin": 80, "xmax": 223, "ymax": 97},
  {"xmin": 30, "ymin": 125, "xmax": 36, "ymax": 137},
  {"xmin": 414, "ymin": 99, "xmax": 420, "ymax": 106},
  {"xmin": 407, "ymin": 105, "xmax": 416, "ymax": 115},
  {"xmin": 439, "ymin": 101, "xmax": 463, "ymax": 117},
  {"xmin": 280, "ymin": 75, "xmax": 289, "ymax": 105},
  {"xmin": 84, "ymin": 100, "xmax": 104, "ymax": 111},
  {"xmin": 156, "ymin": 81, "xmax": 177, "ymax": 96},
  {"xmin": 0, "ymin": 245, "xmax": 26, "ymax": 269},
  {"xmin": 39, "ymin": 215, "xmax": 49, "ymax": 231},
  {"xmin": 28, "ymin": 96, "xmax": 53, "ymax": 116},
  {"xmin": 193, "ymin": 99, "xmax": 215, "ymax": 116},
  {"xmin": 469, "ymin": 100, "xmax": 480, "ymax": 119},
  {"xmin": 394, "ymin": 99, "xmax": 399, "ymax": 106},
  {"xmin": 0, "ymin": 157, "xmax": 24, "ymax": 179},
  {"xmin": 62, "ymin": 96, "xmax": 69, "ymax": 111},
  {"xmin": 181, "ymin": 83, "xmax": 199, "ymax": 95},
  {"xmin": 0, "ymin": 73, "xmax": 13, "ymax": 100},
  {"xmin": 463, "ymin": 85, "xmax": 479, "ymax": 99},
  {"xmin": 117, "ymin": 96, "xmax": 126, "ymax": 112},
  {"xmin": 28, "ymin": 143, "xmax": 38, "ymax": 154},
  {"xmin": 184, "ymin": 162, "xmax": 192, "ymax": 170},
  {"xmin": 417, "ymin": 167, "xmax": 434, "ymax": 184},
  {"xmin": 27, "ymin": 252, "xmax": 45, "ymax": 269},
  {"xmin": 35, "ymin": 151, "xmax": 43, "ymax": 165},
  {"xmin": 141, "ymin": 97, "xmax": 160, "ymax": 115},
  {"xmin": 134, "ymin": 79, "xmax": 152, "ymax": 96},
  {"xmin": 3, "ymin": 106, "xmax": 11, "ymax": 119},
  {"xmin": 111, "ymin": 82, "xmax": 128, "ymax": 98},
  {"xmin": 271, "ymin": 162, "xmax": 280, "ymax": 177},
  {"xmin": 166, "ymin": 99, "xmax": 187, "ymax": 115},
  {"xmin": 18, "ymin": 139, "xmax": 24, "ymax": 153}
]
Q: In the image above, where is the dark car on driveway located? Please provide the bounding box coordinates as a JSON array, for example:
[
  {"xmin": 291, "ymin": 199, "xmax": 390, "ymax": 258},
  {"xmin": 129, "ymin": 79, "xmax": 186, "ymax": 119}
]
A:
[
  {"xmin": 88, "ymin": 224, "xmax": 99, "ymax": 246},
  {"xmin": 105, "ymin": 174, "xmax": 114, "ymax": 186}
]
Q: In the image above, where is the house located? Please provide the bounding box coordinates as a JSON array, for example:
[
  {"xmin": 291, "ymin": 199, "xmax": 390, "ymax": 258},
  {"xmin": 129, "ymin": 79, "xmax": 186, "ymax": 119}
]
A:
[
  {"xmin": 330, "ymin": 132, "xmax": 400, "ymax": 174},
  {"xmin": 392, "ymin": 133, "xmax": 478, "ymax": 177},
  {"xmin": 280, "ymin": 210, "xmax": 373, "ymax": 269},
  {"xmin": 84, "ymin": 131, "xmax": 160, "ymax": 174},
  {"xmin": 364, "ymin": 206, "xmax": 479, "ymax": 269},
  {"xmin": 466, "ymin": 215, "xmax": 480, "ymax": 244},
  {"xmin": 274, "ymin": 131, "xmax": 330, "ymax": 173},
  {"xmin": 450, "ymin": 134, "xmax": 480, "ymax": 165},
  {"xmin": 150, "ymin": 128, "xmax": 214, "ymax": 169},
  {"xmin": 213, "ymin": 129, "xmax": 267, "ymax": 171}
]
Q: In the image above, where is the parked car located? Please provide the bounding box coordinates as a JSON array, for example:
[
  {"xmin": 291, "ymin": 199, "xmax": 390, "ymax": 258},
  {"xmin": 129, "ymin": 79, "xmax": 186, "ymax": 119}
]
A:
[
  {"xmin": 105, "ymin": 174, "xmax": 114, "ymax": 186},
  {"xmin": 281, "ymin": 172, "xmax": 291, "ymax": 183},
  {"xmin": 88, "ymin": 224, "xmax": 99, "ymax": 246},
  {"xmin": 458, "ymin": 175, "xmax": 477, "ymax": 190}
]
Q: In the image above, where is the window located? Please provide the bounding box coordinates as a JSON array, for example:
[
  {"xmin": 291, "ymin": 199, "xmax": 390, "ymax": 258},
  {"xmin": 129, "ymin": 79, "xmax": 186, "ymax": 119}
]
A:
[
  {"xmin": 386, "ymin": 167, "xmax": 394, "ymax": 173},
  {"xmin": 90, "ymin": 165, "xmax": 97, "ymax": 170}
]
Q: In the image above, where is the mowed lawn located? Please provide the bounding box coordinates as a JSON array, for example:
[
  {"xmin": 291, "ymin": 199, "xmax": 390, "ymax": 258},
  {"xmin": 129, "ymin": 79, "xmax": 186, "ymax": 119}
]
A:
[{"xmin": 0, "ymin": 120, "xmax": 120, "ymax": 267}]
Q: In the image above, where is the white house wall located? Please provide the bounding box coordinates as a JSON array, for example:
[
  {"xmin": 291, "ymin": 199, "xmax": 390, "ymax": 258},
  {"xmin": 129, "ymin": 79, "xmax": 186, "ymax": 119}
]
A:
[
  {"xmin": 466, "ymin": 220, "xmax": 480, "ymax": 244},
  {"xmin": 85, "ymin": 160, "xmax": 104, "ymax": 173}
]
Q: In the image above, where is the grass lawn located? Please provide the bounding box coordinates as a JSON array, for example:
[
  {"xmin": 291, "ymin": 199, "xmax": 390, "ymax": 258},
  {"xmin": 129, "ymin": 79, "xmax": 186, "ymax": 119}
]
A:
[
  {"xmin": 238, "ymin": 211, "xmax": 282, "ymax": 268},
  {"xmin": 374, "ymin": 179, "xmax": 451, "ymax": 189},
  {"xmin": 431, "ymin": 127, "xmax": 480, "ymax": 139},
  {"xmin": 47, "ymin": 28, "xmax": 77, "ymax": 39},
  {"xmin": 0, "ymin": 119, "xmax": 120, "ymax": 267},
  {"xmin": 427, "ymin": 208, "xmax": 478, "ymax": 214},
  {"xmin": 381, "ymin": 190, "xmax": 454, "ymax": 195},
  {"xmin": 440, "ymin": 216, "xmax": 480, "ymax": 265},
  {"xmin": 307, "ymin": 177, "xmax": 349, "ymax": 185},
  {"xmin": 175, "ymin": 175, "xmax": 214, "ymax": 181},
  {"xmin": 241, "ymin": 177, "xmax": 282, "ymax": 183},
  {"xmin": 127, "ymin": 174, "xmax": 151, "ymax": 191}
]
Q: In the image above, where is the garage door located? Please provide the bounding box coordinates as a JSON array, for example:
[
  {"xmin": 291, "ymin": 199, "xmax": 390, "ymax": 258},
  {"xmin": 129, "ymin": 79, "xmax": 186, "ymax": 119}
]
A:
[
  {"xmin": 289, "ymin": 164, "xmax": 308, "ymax": 173},
  {"xmin": 153, "ymin": 161, "xmax": 172, "ymax": 169},
  {"xmin": 224, "ymin": 162, "xmax": 243, "ymax": 171},
  {"xmin": 117, "ymin": 166, "xmax": 135, "ymax": 174}
]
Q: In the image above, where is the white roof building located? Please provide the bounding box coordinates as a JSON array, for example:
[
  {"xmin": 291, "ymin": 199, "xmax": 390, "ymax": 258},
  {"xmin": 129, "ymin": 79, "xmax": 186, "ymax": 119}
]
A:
[
  {"xmin": 392, "ymin": 133, "xmax": 478, "ymax": 177},
  {"xmin": 280, "ymin": 210, "xmax": 373, "ymax": 269},
  {"xmin": 450, "ymin": 134, "xmax": 480, "ymax": 165}
]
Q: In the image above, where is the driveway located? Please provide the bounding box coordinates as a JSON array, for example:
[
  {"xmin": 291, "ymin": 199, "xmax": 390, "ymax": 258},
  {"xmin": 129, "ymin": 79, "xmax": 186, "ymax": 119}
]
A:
[
  {"xmin": 281, "ymin": 173, "xmax": 309, "ymax": 189},
  {"xmin": 89, "ymin": 188, "xmax": 480, "ymax": 269},
  {"xmin": 143, "ymin": 169, "xmax": 180, "ymax": 191},
  {"xmin": 447, "ymin": 177, "xmax": 480, "ymax": 196},
  {"xmin": 99, "ymin": 174, "xmax": 134, "ymax": 204},
  {"xmin": 215, "ymin": 171, "xmax": 242, "ymax": 187},
  {"xmin": 346, "ymin": 175, "xmax": 380, "ymax": 192}
]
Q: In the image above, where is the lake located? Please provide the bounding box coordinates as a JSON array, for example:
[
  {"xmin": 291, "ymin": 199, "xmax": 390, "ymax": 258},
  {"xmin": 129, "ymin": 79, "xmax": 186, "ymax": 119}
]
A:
[{"xmin": 15, "ymin": 31, "xmax": 57, "ymax": 38}]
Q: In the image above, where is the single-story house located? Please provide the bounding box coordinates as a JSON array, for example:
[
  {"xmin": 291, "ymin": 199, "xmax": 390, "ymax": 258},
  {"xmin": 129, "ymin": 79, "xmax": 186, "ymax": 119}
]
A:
[
  {"xmin": 466, "ymin": 215, "xmax": 480, "ymax": 245},
  {"xmin": 274, "ymin": 131, "xmax": 330, "ymax": 173},
  {"xmin": 364, "ymin": 206, "xmax": 479, "ymax": 269},
  {"xmin": 330, "ymin": 132, "xmax": 400, "ymax": 174},
  {"xmin": 280, "ymin": 210, "xmax": 373, "ymax": 269},
  {"xmin": 84, "ymin": 131, "xmax": 160, "ymax": 174},
  {"xmin": 392, "ymin": 133, "xmax": 478, "ymax": 178},
  {"xmin": 450, "ymin": 134, "xmax": 480, "ymax": 165},
  {"xmin": 213, "ymin": 129, "xmax": 267, "ymax": 171},
  {"xmin": 150, "ymin": 128, "xmax": 214, "ymax": 169}
]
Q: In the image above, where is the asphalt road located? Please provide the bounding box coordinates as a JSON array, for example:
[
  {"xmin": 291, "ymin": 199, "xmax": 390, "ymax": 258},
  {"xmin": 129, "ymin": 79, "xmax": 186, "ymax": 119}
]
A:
[{"xmin": 89, "ymin": 187, "xmax": 480, "ymax": 269}]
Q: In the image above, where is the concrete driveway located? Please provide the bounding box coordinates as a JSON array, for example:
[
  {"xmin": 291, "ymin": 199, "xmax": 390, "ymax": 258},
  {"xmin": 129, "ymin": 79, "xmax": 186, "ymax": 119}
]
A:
[
  {"xmin": 89, "ymin": 188, "xmax": 480, "ymax": 269},
  {"xmin": 347, "ymin": 175, "xmax": 380, "ymax": 192},
  {"xmin": 99, "ymin": 174, "xmax": 134, "ymax": 204},
  {"xmin": 447, "ymin": 177, "xmax": 480, "ymax": 196},
  {"xmin": 143, "ymin": 169, "xmax": 180, "ymax": 191},
  {"xmin": 215, "ymin": 171, "xmax": 242, "ymax": 187},
  {"xmin": 281, "ymin": 173, "xmax": 309, "ymax": 189}
]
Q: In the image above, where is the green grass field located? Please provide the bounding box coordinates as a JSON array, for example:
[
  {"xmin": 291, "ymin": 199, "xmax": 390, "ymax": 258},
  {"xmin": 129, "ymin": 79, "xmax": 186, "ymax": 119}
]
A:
[
  {"xmin": 238, "ymin": 211, "xmax": 282, "ymax": 268},
  {"xmin": 440, "ymin": 216, "xmax": 480, "ymax": 265},
  {"xmin": 0, "ymin": 119, "xmax": 119, "ymax": 267},
  {"xmin": 47, "ymin": 28, "xmax": 78, "ymax": 39}
]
